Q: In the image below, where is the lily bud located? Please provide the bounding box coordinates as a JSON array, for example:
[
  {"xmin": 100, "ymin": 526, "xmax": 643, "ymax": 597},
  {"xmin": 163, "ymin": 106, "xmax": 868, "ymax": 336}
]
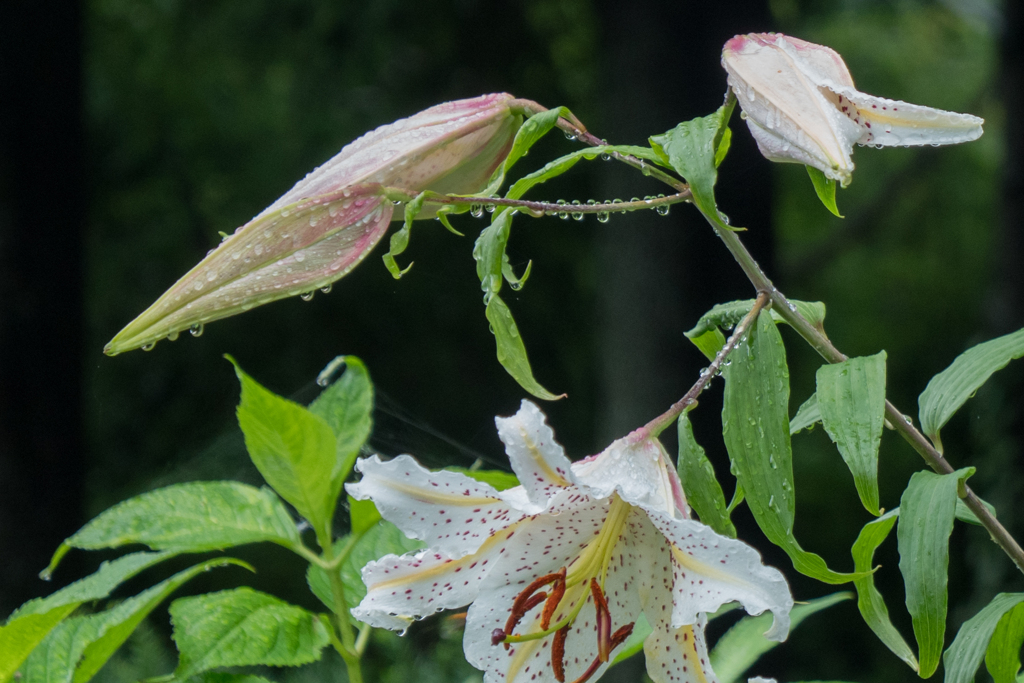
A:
[
  {"xmin": 721, "ymin": 33, "xmax": 983, "ymax": 187},
  {"xmin": 105, "ymin": 93, "xmax": 527, "ymax": 355}
]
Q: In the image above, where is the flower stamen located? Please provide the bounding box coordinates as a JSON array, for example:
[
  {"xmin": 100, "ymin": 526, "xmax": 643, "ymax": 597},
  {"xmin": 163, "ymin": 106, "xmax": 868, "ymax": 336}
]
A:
[{"xmin": 541, "ymin": 568, "xmax": 567, "ymax": 630}]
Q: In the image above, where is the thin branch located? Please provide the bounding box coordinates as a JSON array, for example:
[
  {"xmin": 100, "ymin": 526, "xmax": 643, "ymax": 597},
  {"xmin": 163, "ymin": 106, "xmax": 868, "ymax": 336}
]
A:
[{"xmin": 645, "ymin": 291, "xmax": 771, "ymax": 436}]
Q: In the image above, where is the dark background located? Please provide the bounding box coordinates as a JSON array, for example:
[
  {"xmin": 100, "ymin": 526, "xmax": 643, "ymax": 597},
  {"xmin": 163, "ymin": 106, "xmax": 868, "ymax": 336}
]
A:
[{"xmin": 1, "ymin": 1, "xmax": 1022, "ymax": 682}]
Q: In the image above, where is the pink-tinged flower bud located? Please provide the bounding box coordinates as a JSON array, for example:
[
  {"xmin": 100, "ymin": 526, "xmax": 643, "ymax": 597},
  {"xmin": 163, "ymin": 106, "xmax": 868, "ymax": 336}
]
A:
[
  {"xmin": 105, "ymin": 94, "xmax": 526, "ymax": 355},
  {"xmin": 721, "ymin": 33, "xmax": 983, "ymax": 187}
]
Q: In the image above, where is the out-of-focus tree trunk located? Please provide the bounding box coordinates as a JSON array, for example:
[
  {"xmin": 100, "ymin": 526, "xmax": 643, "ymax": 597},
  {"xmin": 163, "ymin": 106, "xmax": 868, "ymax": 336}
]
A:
[
  {"xmin": 0, "ymin": 0, "xmax": 85, "ymax": 614},
  {"xmin": 594, "ymin": 0, "xmax": 775, "ymax": 442}
]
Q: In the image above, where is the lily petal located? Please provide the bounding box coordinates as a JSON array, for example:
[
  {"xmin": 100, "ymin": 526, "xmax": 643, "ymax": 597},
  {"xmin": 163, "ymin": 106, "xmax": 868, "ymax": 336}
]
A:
[
  {"xmin": 354, "ymin": 526, "xmax": 516, "ymax": 631},
  {"xmin": 644, "ymin": 509, "xmax": 793, "ymax": 641},
  {"xmin": 643, "ymin": 611, "xmax": 719, "ymax": 683},
  {"xmin": 496, "ymin": 400, "xmax": 576, "ymax": 510},
  {"xmin": 349, "ymin": 454, "xmax": 526, "ymax": 558},
  {"xmin": 573, "ymin": 433, "xmax": 685, "ymax": 518}
]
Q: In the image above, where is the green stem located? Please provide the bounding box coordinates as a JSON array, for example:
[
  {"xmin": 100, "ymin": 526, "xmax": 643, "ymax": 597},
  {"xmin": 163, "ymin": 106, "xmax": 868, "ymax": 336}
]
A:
[{"xmin": 316, "ymin": 529, "xmax": 364, "ymax": 683}]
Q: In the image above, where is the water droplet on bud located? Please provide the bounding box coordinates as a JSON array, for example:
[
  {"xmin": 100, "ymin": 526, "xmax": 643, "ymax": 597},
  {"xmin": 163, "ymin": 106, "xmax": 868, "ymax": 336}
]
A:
[
  {"xmin": 300, "ymin": 291, "xmax": 315, "ymax": 302},
  {"xmin": 320, "ymin": 284, "xmax": 333, "ymax": 294},
  {"xmin": 190, "ymin": 323, "xmax": 204, "ymax": 337}
]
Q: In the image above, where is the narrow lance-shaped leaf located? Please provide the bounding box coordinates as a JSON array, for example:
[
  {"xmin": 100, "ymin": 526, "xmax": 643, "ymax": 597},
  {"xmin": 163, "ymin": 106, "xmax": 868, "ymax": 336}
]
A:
[
  {"xmin": 710, "ymin": 592, "xmax": 853, "ymax": 683},
  {"xmin": 790, "ymin": 394, "xmax": 821, "ymax": 435},
  {"xmin": 806, "ymin": 166, "xmax": 843, "ymax": 217},
  {"xmin": 49, "ymin": 482, "xmax": 301, "ymax": 559},
  {"xmin": 382, "ymin": 192, "xmax": 428, "ymax": 278},
  {"xmin": 722, "ymin": 309, "xmax": 860, "ymax": 584},
  {"xmin": 21, "ymin": 558, "xmax": 252, "ymax": 683},
  {"xmin": 308, "ymin": 355, "xmax": 374, "ymax": 497},
  {"xmin": 944, "ymin": 593, "xmax": 1024, "ymax": 683},
  {"xmin": 0, "ymin": 552, "xmax": 178, "ymax": 683},
  {"xmin": 919, "ymin": 327, "xmax": 1024, "ymax": 452},
  {"xmin": 816, "ymin": 352, "xmax": 887, "ymax": 516},
  {"xmin": 677, "ymin": 410, "xmax": 736, "ymax": 538},
  {"xmin": 985, "ymin": 601, "xmax": 1024, "ymax": 683},
  {"xmin": 231, "ymin": 358, "xmax": 341, "ymax": 538},
  {"xmin": 650, "ymin": 99, "xmax": 737, "ymax": 231},
  {"xmin": 484, "ymin": 294, "xmax": 563, "ymax": 401},
  {"xmin": 851, "ymin": 509, "xmax": 919, "ymax": 671},
  {"xmin": 686, "ymin": 299, "xmax": 827, "ymax": 340},
  {"xmin": 170, "ymin": 588, "xmax": 330, "ymax": 679},
  {"xmin": 898, "ymin": 467, "xmax": 976, "ymax": 678}
]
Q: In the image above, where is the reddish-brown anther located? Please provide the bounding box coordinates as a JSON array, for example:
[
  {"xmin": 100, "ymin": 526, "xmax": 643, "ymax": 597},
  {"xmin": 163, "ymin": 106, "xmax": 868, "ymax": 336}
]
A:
[
  {"xmin": 551, "ymin": 625, "xmax": 569, "ymax": 683},
  {"xmin": 540, "ymin": 568, "xmax": 567, "ymax": 630},
  {"xmin": 591, "ymin": 579, "xmax": 612, "ymax": 663}
]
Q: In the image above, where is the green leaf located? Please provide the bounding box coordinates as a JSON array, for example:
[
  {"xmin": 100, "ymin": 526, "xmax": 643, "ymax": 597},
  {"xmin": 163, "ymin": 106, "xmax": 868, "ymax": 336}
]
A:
[
  {"xmin": 1, "ymin": 552, "xmax": 178, "ymax": 683},
  {"xmin": 986, "ymin": 601, "xmax": 1024, "ymax": 683},
  {"xmin": 677, "ymin": 411, "xmax": 736, "ymax": 538},
  {"xmin": 21, "ymin": 559, "xmax": 250, "ymax": 683},
  {"xmin": 816, "ymin": 352, "xmax": 887, "ymax": 516},
  {"xmin": 189, "ymin": 674, "xmax": 276, "ymax": 683},
  {"xmin": 484, "ymin": 294, "xmax": 563, "ymax": 401},
  {"xmin": 688, "ymin": 328, "xmax": 728, "ymax": 362},
  {"xmin": 898, "ymin": 467, "xmax": 976, "ymax": 678},
  {"xmin": 954, "ymin": 497, "xmax": 998, "ymax": 526},
  {"xmin": 230, "ymin": 358, "xmax": 341, "ymax": 538},
  {"xmin": 944, "ymin": 593, "xmax": 1024, "ymax": 683},
  {"xmin": 650, "ymin": 100, "xmax": 737, "ymax": 231},
  {"xmin": 307, "ymin": 520, "xmax": 424, "ymax": 618},
  {"xmin": 806, "ymin": 166, "xmax": 843, "ymax": 217},
  {"xmin": 170, "ymin": 588, "xmax": 329, "ymax": 678},
  {"xmin": 686, "ymin": 299, "xmax": 827, "ymax": 340},
  {"xmin": 710, "ymin": 593, "xmax": 853, "ymax": 683},
  {"xmin": 919, "ymin": 327, "xmax": 1024, "ymax": 452},
  {"xmin": 447, "ymin": 467, "xmax": 520, "ymax": 491},
  {"xmin": 714, "ymin": 127, "xmax": 733, "ymax": 168},
  {"xmin": 790, "ymin": 394, "xmax": 821, "ymax": 435},
  {"xmin": 308, "ymin": 356, "xmax": 374, "ymax": 495},
  {"xmin": 851, "ymin": 509, "xmax": 919, "ymax": 671},
  {"xmin": 722, "ymin": 310, "xmax": 860, "ymax": 584},
  {"xmin": 505, "ymin": 145, "xmax": 665, "ymax": 203},
  {"xmin": 381, "ymin": 193, "xmax": 427, "ymax": 279},
  {"xmin": 58, "ymin": 482, "xmax": 300, "ymax": 555},
  {"xmin": 347, "ymin": 496, "xmax": 381, "ymax": 536},
  {"xmin": 473, "ymin": 210, "xmax": 514, "ymax": 296}
]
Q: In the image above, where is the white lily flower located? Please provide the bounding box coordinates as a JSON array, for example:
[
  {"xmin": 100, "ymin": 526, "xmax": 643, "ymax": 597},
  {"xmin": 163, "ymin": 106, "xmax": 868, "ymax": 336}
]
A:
[
  {"xmin": 721, "ymin": 32, "xmax": 984, "ymax": 186},
  {"xmin": 348, "ymin": 400, "xmax": 793, "ymax": 683}
]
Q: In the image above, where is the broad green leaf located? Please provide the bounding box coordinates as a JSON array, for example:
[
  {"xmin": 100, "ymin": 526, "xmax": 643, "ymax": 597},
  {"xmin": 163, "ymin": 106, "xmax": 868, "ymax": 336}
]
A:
[
  {"xmin": 484, "ymin": 295, "xmax": 562, "ymax": 401},
  {"xmin": 816, "ymin": 352, "xmax": 887, "ymax": 516},
  {"xmin": 715, "ymin": 127, "xmax": 733, "ymax": 167},
  {"xmin": 308, "ymin": 356, "xmax": 374, "ymax": 495},
  {"xmin": 381, "ymin": 192, "xmax": 427, "ymax": 278},
  {"xmin": 21, "ymin": 559, "xmax": 250, "ymax": 683},
  {"xmin": 677, "ymin": 411, "xmax": 736, "ymax": 538},
  {"xmin": 650, "ymin": 100, "xmax": 737, "ymax": 231},
  {"xmin": 710, "ymin": 592, "xmax": 853, "ymax": 683},
  {"xmin": 898, "ymin": 467, "xmax": 976, "ymax": 678},
  {"xmin": 919, "ymin": 327, "xmax": 1024, "ymax": 452},
  {"xmin": 170, "ymin": 588, "xmax": 329, "ymax": 678},
  {"xmin": 686, "ymin": 299, "xmax": 827, "ymax": 340},
  {"xmin": 688, "ymin": 328, "xmax": 727, "ymax": 362},
  {"xmin": 347, "ymin": 496, "xmax": 381, "ymax": 536},
  {"xmin": 54, "ymin": 482, "xmax": 300, "ymax": 556},
  {"xmin": 722, "ymin": 310, "xmax": 859, "ymax": 584},
  {"xmin": 473, "ymin": 210, "xmax": 513, "ymax": 296},
  {"xmin": 307, "ymin": 520, "xmax": 424, "ymax": 618},
  {"xmin": 806, "ymin": 166, "xmax": 843, "ymax": 217},
  {"xmin": 447, "ymin": 467, "xmax": 520, "ymax": 491},
  {"xmin": 986, "ymin": 602, "xmax": 1024, "ymax": 683},
  {"xmin": 954, "ymin": 497, "xmax": 998, "ymax": 527},
  {"xmin": 851, "ymin": 509, "xmax": 918, "ymax": 671},
  {"xmin": 790, "ymin": 394, "xmax": 821, "ymax": 435},
  {"xmin": 189, "ymin": 674, "xmax": 275, "ymax": 683},
  {"xmin": 1, "ymin": 552, "xmax": 178, "ymax": 683},
  {"xmin": 231, "ymin": 359, "xmax": 340, "ymax": 537},
  {"xmin": 944, "ymin": 593, "xmax": 1024, "ymax": 683}
]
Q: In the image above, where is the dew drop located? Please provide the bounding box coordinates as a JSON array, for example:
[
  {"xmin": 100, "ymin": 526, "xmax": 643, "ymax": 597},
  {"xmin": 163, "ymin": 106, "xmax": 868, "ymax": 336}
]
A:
[
  {"xmin": 167, "ymin": 330, "xmax": 179, "ymax": 341},
  {"xmin": 564, "ymin": 131, "xmax": 577, "ymax": 141},
  {"xmin": 470, "ymin": 204, "xmax": 484, "ymax": 218},
  {"xmin": 656, "ymin": 204, "xmax": 670, "ymax": 217},
  {"xmin": 320, "ymin": 284, "xmax": 333, "ymax": 294},
  {"xmin": 142, "ymin": 342, "xmax": 156, "ymax": 352},
  {"xmin": 190, "ymin": 323, "xmax": 204, "ymax": 337},
  {"xmin": 556, "ymin": 199, "xmax": 569, "ymax": 220},
  {"xmin": 300, "ymin": 291, "xmax": 315, "ymax": 302},
  {"xmin": 597, "ymin": 211, "xmax": 610, "ymax": 223},
  {"xmin": 571, "ymin": 199, "xmax": 583, "ymax": 221}
]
